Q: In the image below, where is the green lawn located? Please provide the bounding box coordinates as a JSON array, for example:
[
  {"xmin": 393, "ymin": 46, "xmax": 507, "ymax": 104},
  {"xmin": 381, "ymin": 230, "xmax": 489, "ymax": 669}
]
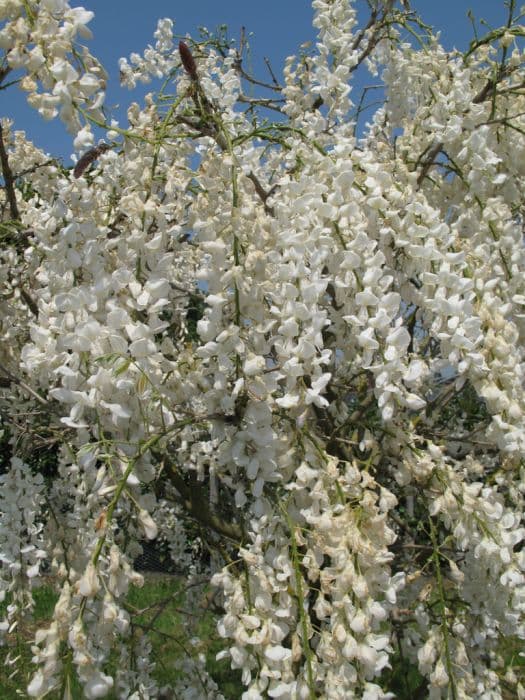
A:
[
  {"xmin": 0, "ymin": 575, "xmax": 242, "ymax": 699},
  {"xmin": 0, "ymin": 583, "xmax": 58, "ymax": 699},
  {"xmin": 1, "ymin": 580, "xmax": 523, "ymax": 698}
]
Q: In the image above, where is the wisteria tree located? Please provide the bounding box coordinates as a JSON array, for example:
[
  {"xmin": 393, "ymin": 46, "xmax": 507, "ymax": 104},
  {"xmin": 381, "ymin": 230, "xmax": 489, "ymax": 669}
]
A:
[{"xmin": 1, "ymin": 0, "xmax": 525, "ymax": 697}]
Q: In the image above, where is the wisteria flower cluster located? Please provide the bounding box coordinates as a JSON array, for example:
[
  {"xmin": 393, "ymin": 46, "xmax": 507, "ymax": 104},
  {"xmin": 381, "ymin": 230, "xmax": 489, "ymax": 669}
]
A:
[{"xmin": 1, "ymin": 0, "xmax": 525, "ymax": 698}]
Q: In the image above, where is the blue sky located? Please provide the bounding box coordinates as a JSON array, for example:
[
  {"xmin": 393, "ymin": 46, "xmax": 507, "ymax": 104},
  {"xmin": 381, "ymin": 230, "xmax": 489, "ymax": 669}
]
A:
[{"xmin": 3, "ymin": 1, "xmax": 512, "ymax": 162}]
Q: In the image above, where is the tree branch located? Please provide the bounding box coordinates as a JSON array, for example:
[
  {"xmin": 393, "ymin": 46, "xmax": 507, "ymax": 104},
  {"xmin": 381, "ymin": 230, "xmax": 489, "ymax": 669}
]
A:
[
  {"xmin": 416, "ymin": 141, "xmax": 444, "ymax": 187},
  {"xmin": 245, "ymin": 171, "xmax": 276, "ymax": 216},
  {"xmin": 237, "ymin": 93, "xmax": 284, "ymax": 114},
  {"xmin": 0, "ymin": 121, "xmax": 20, "ymax": 221},
  {"xmin": 166, "ymin": 464, "xmax": 244, "ymax": 543},
  {"xmin": 0, "ymin": 362, "xmax": 48, "ymax": 406}
]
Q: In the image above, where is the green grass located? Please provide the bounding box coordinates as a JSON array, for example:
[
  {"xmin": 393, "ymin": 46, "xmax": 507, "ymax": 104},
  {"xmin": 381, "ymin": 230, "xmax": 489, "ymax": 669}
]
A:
[
  {"xmin": 1, "ymin": 581, "xmax": 523, "ymax": 699},
  {"xmin": 125, "ymin": 574, "xmax": 241, "ymax": 697},
  {"xmin": 0, "ymin": 575, "xmax": 242, "ymax": 699},
  {"xmin": 0, "ymin": 583, "xmax": 58, "ymax": 699}
]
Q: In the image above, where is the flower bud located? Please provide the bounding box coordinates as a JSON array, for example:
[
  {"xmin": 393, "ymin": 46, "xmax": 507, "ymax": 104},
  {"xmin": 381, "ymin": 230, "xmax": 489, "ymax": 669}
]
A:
[{"xmin": 179, "ymin": 41, "xmax": 198, "ymax": 80}]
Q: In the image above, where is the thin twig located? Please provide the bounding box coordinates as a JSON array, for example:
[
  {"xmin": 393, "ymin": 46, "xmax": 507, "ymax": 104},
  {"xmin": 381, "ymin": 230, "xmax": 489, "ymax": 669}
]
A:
[
  {"xmin": 349, "ymin": 1, "xmax": 395, "ymax": 74},
  {"xmin": 237, "ymin": 94, "xmax": 284, "ymax": 113},
  {"xmin": 233, "ymin": 57, "xmax": 282, "ymax": 92},
  {"xmin": 263, "ymin": 56, "xmax": 281, "ymax": 88},
  {"xmin": 16, "ymin": 158, "xmax": 57, "ymax": 178}
]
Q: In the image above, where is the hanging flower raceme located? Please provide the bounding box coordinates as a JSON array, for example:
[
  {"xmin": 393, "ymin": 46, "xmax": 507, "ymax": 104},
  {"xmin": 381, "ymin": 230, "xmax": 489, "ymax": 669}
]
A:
[{"xmin": 0, "ymin": 457, "xmax": 46, "ymax": 642}]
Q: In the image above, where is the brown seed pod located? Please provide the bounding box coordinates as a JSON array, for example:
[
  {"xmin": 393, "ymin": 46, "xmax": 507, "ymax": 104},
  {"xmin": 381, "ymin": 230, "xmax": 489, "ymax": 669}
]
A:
[
  {"xmin": 179, "ymin": 40, "xmax": 198, "ymax": 80},
  {"xmin": 73, "ymin": 143, "xmax": 111, "ymax": 179}
]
